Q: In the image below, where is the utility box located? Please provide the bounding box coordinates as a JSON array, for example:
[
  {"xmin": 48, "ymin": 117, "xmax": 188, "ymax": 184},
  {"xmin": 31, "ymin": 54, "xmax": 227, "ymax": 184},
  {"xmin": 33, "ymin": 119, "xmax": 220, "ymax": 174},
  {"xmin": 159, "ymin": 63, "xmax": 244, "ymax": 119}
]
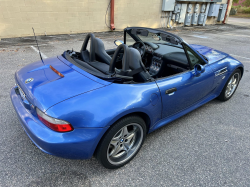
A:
[
  {"xmin": 201, "ymin": 4, "xmax": 206, "ymax": 13},
  {"xmin": 217, "ymin": 4, "xmax": 227, "ymax": 21},
  {"xmin": 198, "ymin": 13, "xmax": 205, "ymax": 24},
  {"xmin": 178, "ymin": 4, "xmax": 187, "ymax": 23},
  {"xmin": 185, "ymin": 13, "xmax": 192, "ymax": 26},
  {"xmin": 174, "ymin": 4, "xmax": 181, "ymax": 13},
  {"xmin": 194, "ymin": 4, "xmax": 199, "ymax": 13},
  {"xmin": 162, "ymin": 0, "xmax": 175, "ymax": 11},
  {"xmin": 187, "ymin": 4, "xmax": 193, "ymax": 13},
  {"xmin": 208, "ymin": 3, "xmax": 220, "ymax": 17},
  {"xmin": 192, "ymin": 13, "xmax": 198, "ymax": 25}
]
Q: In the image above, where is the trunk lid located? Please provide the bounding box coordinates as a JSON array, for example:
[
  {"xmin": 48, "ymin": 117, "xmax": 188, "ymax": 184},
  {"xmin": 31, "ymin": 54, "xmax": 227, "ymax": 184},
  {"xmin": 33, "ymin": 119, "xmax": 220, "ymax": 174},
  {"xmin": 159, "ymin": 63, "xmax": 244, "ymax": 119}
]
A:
[
  {"xmin": 190, "ymin": 44, "xmax": 229, "ymax": 64},
  {"xmin": 15, "ymin": 57, "xmax": 106, "ymax": 112}
]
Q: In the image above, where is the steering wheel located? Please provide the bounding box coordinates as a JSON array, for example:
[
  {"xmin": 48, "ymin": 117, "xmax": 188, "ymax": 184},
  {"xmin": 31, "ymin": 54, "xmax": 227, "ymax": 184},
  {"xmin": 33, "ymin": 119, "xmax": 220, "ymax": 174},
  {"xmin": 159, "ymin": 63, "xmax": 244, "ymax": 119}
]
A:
[{"xmin": 132, "ymin": 41, "xmax": 146, "ymax": 58}]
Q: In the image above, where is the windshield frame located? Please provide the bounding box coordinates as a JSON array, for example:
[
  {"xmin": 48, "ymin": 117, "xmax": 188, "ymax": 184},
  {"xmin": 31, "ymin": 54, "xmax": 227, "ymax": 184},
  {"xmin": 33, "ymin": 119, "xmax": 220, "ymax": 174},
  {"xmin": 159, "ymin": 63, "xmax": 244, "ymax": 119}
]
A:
[
  {"xmin": 124, "ymin": 27, "xmax": 183, "ymax": 46},
  {"xmin": 124, "ymin": 27, "xmax": 208, "ymax": 65}
]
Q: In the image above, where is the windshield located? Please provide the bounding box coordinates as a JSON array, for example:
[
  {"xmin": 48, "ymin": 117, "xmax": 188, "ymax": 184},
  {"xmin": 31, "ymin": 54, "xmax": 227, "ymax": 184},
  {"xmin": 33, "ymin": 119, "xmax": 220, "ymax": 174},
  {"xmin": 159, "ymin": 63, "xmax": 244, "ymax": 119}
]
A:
[
  {"xmin": 135, "ymin": 32, "xmax": 167, "ymax": 44},
  {"xmin": 125, "ymin": 28, "xmax": 182, "ymax": 47}
]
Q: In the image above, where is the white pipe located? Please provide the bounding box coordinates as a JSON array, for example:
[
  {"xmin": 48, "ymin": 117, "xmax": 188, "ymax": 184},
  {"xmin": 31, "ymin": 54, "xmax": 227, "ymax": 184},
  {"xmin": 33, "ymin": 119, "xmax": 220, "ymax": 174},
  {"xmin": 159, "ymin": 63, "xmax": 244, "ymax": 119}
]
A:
[
  {"xmin": 164, "ymin": 12, "xmax": 166, "ymax": 28},
  {"xmin": 168, "ymin": 12, "xmax": 173, "ymax": 29},
  {"xmin": 165, "ymin": 12, "xmax": 168, "ymax": 28},
  {"xmin": 161, "ymin": 11, "xmax": 164, "ymax": 28},
  {"xmin": 203, "ymin": 3, "xmax": 210, "ymax": 26}
]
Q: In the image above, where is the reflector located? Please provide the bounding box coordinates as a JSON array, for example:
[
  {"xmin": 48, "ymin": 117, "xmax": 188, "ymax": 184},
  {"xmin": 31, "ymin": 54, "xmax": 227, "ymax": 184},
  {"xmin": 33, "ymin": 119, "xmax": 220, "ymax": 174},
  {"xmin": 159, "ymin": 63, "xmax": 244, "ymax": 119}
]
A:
[{"xmin": 50, "ymin": 65, "xmax": 64, "ymax": 77}]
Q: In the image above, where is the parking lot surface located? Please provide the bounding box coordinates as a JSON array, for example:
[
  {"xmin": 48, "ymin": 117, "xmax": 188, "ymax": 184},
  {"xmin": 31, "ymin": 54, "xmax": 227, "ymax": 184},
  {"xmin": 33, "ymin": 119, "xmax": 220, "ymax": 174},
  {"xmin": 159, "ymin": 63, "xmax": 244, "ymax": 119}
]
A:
[{"xmin": 1, "ymin": 18, "xmax": 250, "ymax": 186}]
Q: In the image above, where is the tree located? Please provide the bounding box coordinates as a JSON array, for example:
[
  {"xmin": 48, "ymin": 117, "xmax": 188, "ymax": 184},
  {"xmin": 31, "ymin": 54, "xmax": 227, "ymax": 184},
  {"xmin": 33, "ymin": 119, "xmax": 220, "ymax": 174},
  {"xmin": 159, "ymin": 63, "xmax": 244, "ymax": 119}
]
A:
[
  {"xmin": 233, "ymin": 0, "xmax": 239, "ymax": 4},
  {"xmin": 243, "ymin": 0, "xmax": 250, "ymax": 7}
]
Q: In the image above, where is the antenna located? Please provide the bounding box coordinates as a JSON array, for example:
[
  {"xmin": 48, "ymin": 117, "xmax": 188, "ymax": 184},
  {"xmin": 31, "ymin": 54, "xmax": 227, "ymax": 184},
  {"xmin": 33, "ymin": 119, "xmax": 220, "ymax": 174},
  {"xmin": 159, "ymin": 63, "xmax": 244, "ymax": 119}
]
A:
[{"xmin": 32, "ymin": 27, "xmax": 44, "ymax": 64}]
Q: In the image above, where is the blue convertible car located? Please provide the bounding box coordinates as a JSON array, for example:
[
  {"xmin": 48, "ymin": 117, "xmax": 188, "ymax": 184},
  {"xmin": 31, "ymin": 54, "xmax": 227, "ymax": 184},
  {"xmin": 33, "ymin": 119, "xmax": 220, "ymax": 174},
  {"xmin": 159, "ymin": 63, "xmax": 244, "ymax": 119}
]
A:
[{"xmin": 11, "ymin": 27, "xmax": 243, "ymax": 169}]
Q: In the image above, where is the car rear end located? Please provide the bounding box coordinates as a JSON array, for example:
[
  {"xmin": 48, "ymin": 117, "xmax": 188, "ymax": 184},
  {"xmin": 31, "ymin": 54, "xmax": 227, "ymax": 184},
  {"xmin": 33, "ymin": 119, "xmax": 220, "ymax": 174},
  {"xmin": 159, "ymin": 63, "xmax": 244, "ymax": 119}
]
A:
[{"xmin": 10, "ymin": 56, "xmax": 109, "ymax": 159}]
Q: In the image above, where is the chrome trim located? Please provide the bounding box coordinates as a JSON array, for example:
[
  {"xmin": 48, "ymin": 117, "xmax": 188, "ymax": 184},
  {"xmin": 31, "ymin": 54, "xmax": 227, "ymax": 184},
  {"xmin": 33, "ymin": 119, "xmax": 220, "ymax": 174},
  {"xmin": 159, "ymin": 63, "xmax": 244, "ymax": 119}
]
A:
[
  {"xmin": 16, "ymin": 84, "xmax": 26, "ymax": 100},
  {"xmin": 215, "ymin": 67, "xmax": 228, "ymax": 77}
]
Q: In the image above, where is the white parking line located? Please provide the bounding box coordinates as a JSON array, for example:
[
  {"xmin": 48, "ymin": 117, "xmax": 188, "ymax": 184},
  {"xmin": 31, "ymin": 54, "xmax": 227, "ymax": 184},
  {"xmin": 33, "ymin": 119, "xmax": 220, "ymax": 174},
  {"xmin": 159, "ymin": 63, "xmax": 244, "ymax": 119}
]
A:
[
  {"xmin": 190, "ymin": 35, "xmax": 208, "ymax": 39},
  {"xmin": 230, "ymin": 54, "xmax": 250, "ymax": 60},
  {"xmin": 224, "ymin": 33, "xmax": 250, "ymax": 38},
  {"xmin": 30, "ymin": 46, "xmax": 48, "ymax": 59}
]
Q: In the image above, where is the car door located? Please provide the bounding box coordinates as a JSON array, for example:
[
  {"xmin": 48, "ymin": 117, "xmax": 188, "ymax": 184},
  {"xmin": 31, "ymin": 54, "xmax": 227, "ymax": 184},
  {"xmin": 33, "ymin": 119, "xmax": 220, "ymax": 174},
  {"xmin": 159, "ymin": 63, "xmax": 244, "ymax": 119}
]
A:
[{"xmin": 156, "ymin": 44, "xmax": 214, "ymax": 119}]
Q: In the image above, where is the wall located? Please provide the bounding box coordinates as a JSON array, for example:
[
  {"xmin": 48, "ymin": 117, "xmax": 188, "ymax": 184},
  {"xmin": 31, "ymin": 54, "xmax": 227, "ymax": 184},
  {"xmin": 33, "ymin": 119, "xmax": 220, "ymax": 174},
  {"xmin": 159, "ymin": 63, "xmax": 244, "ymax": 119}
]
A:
[
  {"xmin": 0, "ymin": 0, "xmax": 230, "ymax": 39},
  {"xmin": 0, "ymin": 0, "xmax": 162, "ymax": 39}
]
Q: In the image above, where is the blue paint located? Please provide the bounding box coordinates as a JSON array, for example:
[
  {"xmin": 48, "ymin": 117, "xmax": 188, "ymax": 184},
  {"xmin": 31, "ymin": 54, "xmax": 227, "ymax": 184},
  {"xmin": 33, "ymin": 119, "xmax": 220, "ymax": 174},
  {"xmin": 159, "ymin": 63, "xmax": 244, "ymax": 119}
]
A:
[{"xmin": 10, "ymin": 41, "xmax": 244, "ymax": 160}]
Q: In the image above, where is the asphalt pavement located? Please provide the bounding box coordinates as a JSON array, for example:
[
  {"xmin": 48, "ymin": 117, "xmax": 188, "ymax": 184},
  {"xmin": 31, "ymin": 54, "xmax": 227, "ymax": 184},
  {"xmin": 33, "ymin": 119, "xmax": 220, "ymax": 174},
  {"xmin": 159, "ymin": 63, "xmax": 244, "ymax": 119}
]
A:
[{"xmin": 0, "ymin": 18, "xmax": 250, "ymax": 186}]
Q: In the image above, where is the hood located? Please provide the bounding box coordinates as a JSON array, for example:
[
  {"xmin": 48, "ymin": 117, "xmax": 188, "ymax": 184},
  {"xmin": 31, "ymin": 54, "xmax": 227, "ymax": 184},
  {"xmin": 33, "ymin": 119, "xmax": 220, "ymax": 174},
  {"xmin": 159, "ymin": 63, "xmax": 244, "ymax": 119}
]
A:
[
  {"xmin": 190, "ymin": 44, "xmax": 229, "ymax": 64},
  {"xmin": 15, "ymin": 57, "xmax": 106, "ymax": 111}
]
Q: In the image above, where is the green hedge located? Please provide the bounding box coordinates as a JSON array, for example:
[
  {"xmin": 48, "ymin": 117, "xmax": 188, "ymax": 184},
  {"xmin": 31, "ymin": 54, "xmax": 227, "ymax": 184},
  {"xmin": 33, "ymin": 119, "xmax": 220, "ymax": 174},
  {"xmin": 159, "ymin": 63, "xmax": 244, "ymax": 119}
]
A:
[
  {"xmin": 242, "ymin": 8, "xmax": 250, "ymax": 13},
  {"xmin": 232, "ymin": 5, "xmax": 250, "ymax": 14}
]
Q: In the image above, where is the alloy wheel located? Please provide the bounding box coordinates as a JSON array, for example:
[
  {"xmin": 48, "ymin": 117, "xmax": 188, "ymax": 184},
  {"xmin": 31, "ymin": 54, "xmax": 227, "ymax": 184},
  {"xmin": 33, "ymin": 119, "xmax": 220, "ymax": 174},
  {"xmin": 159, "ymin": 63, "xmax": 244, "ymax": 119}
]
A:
[
  {"xmin": 107, "ymin": 123, "xmax": 143, "ymax": 165},
  {"xmin": 225, "ymin": 72, "xmax": 240, "ymax": 98}
]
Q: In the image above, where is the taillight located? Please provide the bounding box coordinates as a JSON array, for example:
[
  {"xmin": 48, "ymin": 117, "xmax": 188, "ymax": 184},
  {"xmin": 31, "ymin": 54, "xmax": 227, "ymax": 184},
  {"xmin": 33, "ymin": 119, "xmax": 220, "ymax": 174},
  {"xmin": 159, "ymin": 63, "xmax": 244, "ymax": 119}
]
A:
[{"xmin": 36, "ymin": 108, "xmax": 73, "ymax": 132}]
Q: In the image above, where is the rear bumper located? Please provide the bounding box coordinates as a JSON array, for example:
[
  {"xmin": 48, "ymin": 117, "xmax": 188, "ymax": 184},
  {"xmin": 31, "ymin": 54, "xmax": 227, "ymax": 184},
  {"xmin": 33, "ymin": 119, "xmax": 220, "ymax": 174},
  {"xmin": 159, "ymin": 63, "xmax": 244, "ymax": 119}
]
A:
[{"xmin": 10, "ymin": 87, "xmax": 108, "ymax": 159}]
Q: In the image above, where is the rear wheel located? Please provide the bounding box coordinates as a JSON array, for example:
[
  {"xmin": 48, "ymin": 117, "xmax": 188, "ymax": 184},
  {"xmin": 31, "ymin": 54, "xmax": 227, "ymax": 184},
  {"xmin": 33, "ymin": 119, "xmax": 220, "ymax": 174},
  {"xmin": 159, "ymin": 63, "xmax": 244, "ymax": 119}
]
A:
[
  {"xmin": 218, "ymin": 69, "xmax": 241, "ymax": 101},
  {"xmin": 96, "ymin": 116, "xmax": 146, "ymax": 169}
]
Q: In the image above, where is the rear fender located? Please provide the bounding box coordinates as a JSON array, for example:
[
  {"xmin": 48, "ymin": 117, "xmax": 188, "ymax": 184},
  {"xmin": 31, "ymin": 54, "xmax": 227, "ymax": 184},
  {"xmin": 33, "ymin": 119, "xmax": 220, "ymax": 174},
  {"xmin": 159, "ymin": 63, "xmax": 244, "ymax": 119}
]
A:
[{"xmin": 46, "ymin": 82, "xmax": 161, "ymax": 129}]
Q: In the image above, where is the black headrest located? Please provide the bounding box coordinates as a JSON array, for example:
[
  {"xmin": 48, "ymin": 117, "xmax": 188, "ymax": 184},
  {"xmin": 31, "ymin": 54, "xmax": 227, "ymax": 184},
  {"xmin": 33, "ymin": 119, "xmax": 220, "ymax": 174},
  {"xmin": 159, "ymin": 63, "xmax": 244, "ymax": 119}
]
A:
[
  {"xmin": 126, "ymin": 48, "xmax": 142, "ymax": 70},
  {"xmin": 125, "ymin": 48, "xmax": 151, "ymax": 82},
  {"xmin": 94, "ymin": 38, "xmax": 105, "ymax": 50},
  {"xmin": 94, "ymin": 38, "xmax": 112, "ymax": 65}
]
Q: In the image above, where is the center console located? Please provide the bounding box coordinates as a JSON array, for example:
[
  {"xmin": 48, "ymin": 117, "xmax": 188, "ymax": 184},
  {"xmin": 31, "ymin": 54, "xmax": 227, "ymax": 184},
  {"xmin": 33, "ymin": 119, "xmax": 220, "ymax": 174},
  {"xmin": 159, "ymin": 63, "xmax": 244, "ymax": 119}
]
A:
[{"xmin": 149, "ymin": 53, "xmax": 163, "ymax": 76}]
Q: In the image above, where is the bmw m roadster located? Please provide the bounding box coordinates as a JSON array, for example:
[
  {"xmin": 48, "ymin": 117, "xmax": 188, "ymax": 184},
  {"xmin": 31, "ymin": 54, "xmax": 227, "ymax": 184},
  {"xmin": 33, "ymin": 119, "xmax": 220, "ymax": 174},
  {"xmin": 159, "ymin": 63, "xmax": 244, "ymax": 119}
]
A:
[{"xmin": 11, "ymin": 27, "xmax": 244, "ymax": 169}]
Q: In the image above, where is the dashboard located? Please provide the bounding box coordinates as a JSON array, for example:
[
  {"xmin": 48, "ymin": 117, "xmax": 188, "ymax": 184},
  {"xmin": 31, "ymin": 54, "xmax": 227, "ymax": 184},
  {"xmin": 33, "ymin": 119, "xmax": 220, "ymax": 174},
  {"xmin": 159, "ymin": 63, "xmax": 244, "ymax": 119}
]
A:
[
  {"xmin": 141, "ymin": 43, "xmax": 163, "ymax": 76},
  {"xmin": 143, "ymin": 44, "xmax": 154, "ymax": 53},
  {"xmin": 139, "ymin": 42, "xmax": 189, "ymax": 77}
]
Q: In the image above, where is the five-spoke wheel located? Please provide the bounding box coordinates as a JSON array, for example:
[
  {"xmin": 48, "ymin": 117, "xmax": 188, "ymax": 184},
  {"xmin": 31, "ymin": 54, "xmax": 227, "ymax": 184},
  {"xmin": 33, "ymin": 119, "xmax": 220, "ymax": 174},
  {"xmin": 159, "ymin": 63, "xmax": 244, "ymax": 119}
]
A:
[
  {"xmin": 218, "ymin": 69, "xmax": 241, "ymax": 101},
  {"xmin": 107, "ymin": 123, "xmax": 143, "ymax": 165},
  {"xmin": 96, "ymin": 116, "xmax": 146, "ymax": 169},
  {"xmin": 225, "ymin": 72, "xmax": 240, "ymax": 98}
]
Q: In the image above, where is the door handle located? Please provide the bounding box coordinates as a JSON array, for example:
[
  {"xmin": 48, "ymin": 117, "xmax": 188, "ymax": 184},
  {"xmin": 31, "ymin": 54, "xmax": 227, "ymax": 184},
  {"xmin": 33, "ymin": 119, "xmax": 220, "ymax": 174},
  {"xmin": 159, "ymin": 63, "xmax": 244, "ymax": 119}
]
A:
[{"xmin": 165, "ymin": 88, "xmax": 177, "ymax": 95}]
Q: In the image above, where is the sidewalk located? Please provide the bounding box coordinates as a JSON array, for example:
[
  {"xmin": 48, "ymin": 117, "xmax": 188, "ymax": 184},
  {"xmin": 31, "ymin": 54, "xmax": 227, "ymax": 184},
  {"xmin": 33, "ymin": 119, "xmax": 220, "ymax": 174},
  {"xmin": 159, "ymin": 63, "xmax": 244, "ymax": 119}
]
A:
[{"xmin": 227, "ymin": 17, "xmax": 250, "ymax": 27}]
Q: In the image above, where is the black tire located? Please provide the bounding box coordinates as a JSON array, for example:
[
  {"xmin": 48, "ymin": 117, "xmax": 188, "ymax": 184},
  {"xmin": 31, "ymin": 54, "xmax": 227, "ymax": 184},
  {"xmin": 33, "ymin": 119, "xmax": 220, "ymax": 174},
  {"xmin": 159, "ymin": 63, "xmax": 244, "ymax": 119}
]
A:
[
  {"xmin": 217, "ymin": 69, "xmax": 241, "ymax": 101},
  {"xmin": 95, "ymin": 115, "xmax": 146, "ymax": 169}
]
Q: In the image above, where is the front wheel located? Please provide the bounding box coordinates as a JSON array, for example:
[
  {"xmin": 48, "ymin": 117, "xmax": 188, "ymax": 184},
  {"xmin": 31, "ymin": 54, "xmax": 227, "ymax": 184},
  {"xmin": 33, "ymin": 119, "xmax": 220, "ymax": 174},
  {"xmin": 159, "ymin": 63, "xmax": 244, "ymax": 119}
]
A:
[
  {"xmin": 96, "ymin": 116, "xmax": 146, "ymax": 169},
  {"xmin": 218, "ymin": 69, "xmax": 241, "ymax": 101}
]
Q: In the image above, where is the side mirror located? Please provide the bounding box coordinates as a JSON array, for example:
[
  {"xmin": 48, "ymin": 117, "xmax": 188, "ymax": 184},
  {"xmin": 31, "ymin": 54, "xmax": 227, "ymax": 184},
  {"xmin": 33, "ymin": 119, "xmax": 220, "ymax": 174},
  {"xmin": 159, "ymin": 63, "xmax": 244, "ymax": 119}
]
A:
[
  {"xmin": 194, "ymin": 64, "xmax": 205, "ymax": 77},
  {"xmin": 114, "ymin": 40, "xmax": 124, "ymax": 46}
]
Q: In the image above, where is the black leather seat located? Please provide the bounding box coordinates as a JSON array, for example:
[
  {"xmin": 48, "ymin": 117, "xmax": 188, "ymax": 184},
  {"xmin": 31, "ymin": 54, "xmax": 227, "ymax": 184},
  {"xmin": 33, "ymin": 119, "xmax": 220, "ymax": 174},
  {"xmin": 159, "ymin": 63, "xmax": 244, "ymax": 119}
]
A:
[
  {"xmin": 94, "ymin": 38, "xmax": 112, "ymax": 65},
  {"xmin": 108, "ymin": 44, "xmax": 151, "ymax": 82},
  {"xmin": 80, "ymin": 33, "xmax": 111, "ymax": 65},
  {"xmin": 124, "ymin": 48, "xmax": 152, "ymax": 82},
  {"xmin": 80, "ymin": 33, "xmax": 95, "ymax": 63}
]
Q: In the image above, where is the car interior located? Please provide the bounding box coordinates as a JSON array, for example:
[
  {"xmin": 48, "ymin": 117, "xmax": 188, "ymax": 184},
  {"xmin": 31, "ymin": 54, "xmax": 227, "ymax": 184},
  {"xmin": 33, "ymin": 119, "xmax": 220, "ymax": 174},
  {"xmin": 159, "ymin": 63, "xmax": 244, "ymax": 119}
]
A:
[{"xmin": 63, "ymin": 28, "xmax": 196, "ymax": 84}]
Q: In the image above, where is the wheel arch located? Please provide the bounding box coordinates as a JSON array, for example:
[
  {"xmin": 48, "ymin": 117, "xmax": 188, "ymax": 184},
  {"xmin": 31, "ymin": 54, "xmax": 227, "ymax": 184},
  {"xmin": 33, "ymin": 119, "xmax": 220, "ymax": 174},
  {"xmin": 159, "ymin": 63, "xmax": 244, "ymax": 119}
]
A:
[
  {"xmin": 119, "ymin": 112, "xmax": 151, "ymax": 133},
  {"xmin": 238, "ymin": 66, "xmax": 244, "ymax": 79}
]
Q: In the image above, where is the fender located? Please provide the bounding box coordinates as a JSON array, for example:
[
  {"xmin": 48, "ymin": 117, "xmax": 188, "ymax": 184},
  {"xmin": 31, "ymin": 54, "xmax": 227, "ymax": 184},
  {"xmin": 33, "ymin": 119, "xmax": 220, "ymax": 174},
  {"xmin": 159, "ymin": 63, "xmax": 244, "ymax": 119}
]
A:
[
  {"xmin": 46, "ymin": 81, "xmax": 162, "ymax": 129},
  {"xmin": 105, "ymin": 107, "xmax": 153, "ymax": 129},
  {"xmin": 209, "ymin": 56, "xmax": 244, "ymax": 96}
]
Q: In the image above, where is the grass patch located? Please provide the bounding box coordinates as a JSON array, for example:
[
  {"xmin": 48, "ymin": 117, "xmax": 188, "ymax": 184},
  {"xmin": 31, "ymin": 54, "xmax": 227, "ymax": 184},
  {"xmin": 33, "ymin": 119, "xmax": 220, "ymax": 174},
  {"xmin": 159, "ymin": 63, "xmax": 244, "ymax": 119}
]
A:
[{"xmin": 230, "ymin": 13, "xmax": 250, "ymax": 18}]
